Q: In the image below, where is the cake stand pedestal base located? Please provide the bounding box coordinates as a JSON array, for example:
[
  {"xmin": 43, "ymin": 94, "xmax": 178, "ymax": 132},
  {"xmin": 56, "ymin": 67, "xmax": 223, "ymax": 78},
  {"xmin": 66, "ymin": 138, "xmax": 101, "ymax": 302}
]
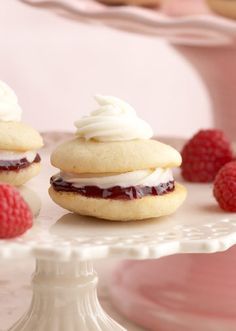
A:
[{"xmin": 9, "ymin": 259, "xmax": 125, "ymax": 331}]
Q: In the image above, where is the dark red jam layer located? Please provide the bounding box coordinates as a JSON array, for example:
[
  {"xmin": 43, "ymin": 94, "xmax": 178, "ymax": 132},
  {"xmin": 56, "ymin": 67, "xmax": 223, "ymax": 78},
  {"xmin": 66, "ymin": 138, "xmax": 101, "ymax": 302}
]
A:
[
  {"xmin": 0, "ymin": 154, "xmax": 41, "ymax": 171},
  {"xmin": 50, "ymin": 175, "xmax": 175, "ymax": 200}
]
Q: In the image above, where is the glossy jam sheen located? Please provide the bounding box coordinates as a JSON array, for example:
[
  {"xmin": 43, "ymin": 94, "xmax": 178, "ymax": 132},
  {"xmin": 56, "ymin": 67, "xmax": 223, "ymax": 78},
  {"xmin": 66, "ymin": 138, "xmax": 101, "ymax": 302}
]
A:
[
  {"xmin": 0, "ymin": 154, "xmax": 41, "ymax": 171},
  {"xmin": 50, "ymin": 175, "xmax": 175, "ymax": 200}
]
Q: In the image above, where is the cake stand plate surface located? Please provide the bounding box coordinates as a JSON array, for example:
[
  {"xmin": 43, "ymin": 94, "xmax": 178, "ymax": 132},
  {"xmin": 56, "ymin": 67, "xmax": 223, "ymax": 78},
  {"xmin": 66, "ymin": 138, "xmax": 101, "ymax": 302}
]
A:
[{"xmin": 3, "ymin": 133, "xmax": 236, "ymax": 331}]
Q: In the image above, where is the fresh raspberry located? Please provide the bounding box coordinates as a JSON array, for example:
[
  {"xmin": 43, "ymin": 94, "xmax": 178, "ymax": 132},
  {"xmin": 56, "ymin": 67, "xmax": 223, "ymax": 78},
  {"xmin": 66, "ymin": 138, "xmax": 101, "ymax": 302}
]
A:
[
  {"xmin": 0, "ymin": 184, "xmax": 33, "ymax": 239},
  {"xmin": 213, "ymin": 161, "xmax": 236, "ymax": 212},
  {"xmin": 181, "ymin": 129, "xmax": 233, "ymax": 182}
]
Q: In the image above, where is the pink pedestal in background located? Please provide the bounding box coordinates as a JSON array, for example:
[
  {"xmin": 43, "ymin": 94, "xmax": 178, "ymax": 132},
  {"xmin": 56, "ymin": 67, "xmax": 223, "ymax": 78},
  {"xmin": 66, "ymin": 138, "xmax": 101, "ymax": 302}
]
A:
[
  {"xmin": 110, "ymin": 42, "xmax": 236, "ymax": 331},
  {"xmin": 174, "ymin": 44, "xmax": 236, "ymax": 140},
  {"xmin": 110, "ymin": 246, "xmax": 236, "ymax": 331}
]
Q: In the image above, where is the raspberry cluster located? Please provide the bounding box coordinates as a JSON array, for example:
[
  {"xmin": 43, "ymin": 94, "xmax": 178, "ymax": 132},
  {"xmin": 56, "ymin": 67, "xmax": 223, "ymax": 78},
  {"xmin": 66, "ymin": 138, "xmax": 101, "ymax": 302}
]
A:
[{"xmin": 181, "ymin": 129, "xmax": 236, "ymax": 212}]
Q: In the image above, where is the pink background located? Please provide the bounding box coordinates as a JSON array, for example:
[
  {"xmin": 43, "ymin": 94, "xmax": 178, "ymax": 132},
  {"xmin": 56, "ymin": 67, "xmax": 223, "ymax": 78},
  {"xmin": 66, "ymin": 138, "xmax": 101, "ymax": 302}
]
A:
[{"xmin": 1, "ymin": 0, "xmax": 212, "ymax": 137}]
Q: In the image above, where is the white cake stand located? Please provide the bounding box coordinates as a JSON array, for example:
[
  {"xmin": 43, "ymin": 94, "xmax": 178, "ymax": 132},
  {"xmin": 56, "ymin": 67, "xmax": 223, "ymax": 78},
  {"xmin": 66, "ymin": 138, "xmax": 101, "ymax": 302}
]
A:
[{"xmin": 1, "ymin": 134, "xmax": 236, "ymax": 331}]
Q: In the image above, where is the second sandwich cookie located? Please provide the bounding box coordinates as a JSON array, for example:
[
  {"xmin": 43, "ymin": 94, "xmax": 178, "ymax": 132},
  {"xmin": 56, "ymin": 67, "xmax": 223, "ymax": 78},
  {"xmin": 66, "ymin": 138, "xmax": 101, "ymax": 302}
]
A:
[{"xmin": 0, "ymin": 81, "xmax": 43, "ymax": 186}]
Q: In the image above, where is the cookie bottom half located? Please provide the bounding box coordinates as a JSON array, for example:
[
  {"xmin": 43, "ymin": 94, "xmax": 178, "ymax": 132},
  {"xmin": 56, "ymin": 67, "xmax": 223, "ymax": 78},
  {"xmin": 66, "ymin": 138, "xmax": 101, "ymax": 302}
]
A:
[
  {"xmin": 49, "ymin": 182, "xmax": 187, "ymax": 221},
  {"xmin": 0, "ymin": 163, "xmax": 41, "ymax": 186}
]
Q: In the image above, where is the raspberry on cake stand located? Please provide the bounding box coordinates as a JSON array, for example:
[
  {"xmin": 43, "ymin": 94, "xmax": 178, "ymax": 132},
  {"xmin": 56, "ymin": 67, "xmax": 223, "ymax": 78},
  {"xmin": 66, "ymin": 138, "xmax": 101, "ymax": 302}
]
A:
[{"xmin": 2, "ymin": 134, "xmax": 236, "ymax": 331}]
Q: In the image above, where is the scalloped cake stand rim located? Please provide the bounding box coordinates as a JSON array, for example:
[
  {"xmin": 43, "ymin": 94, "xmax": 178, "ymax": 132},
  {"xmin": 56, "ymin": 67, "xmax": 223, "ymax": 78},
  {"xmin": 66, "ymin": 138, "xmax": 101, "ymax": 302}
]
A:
[{"xmin": 0, "ymin": 133, "xmax": 236, "ymax": 262}]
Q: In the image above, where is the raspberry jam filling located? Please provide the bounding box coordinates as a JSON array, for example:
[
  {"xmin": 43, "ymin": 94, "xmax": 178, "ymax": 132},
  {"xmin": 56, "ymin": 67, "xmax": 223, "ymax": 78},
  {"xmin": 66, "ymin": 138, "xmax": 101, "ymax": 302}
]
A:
[
  {"xmin": 0, "ymin": 154, "xmax": 41, "ymax": 171},
  {"xmin": 50, "ymin": 175, "xmax": 175, "ymax": 200}
]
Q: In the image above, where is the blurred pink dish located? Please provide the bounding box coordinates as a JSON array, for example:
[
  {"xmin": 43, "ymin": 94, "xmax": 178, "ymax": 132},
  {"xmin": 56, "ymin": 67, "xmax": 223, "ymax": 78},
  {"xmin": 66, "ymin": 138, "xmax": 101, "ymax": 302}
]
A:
[{"xmin": 110, "ymin": 247, "xmax": 236, "ymax": 331}]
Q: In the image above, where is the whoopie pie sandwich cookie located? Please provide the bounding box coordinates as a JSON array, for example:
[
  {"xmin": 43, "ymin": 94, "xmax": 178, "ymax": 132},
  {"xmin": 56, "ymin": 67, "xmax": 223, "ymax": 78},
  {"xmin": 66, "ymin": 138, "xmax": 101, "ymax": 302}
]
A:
[
  {"xmin": 49, "ymin": 95, "xmax": 186, "ymax": 221},
  {"xmin": 0, "ymin": 81, "xmax": 43, "ymax": 186}
]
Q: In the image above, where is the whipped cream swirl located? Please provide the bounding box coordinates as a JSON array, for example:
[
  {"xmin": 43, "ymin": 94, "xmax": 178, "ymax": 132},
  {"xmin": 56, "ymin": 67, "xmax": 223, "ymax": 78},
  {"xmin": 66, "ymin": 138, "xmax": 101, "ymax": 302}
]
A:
[
  {"xmin": 74, "ymin": 95, "xmax": 153, "ymax": 141},
  {"xmin": 0, "ymin": 81, "xmax": 22, "ymax": 122},
  {"xmin": 60, "ymin": 168, "xmax": 173, "ymax": 189}
]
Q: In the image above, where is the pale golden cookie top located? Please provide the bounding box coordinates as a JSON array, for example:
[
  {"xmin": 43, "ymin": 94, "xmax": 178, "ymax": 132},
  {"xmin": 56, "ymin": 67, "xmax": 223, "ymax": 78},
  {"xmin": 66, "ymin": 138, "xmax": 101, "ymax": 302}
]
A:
[
  {"xmin": 0, "ymin": 122, "xmax": 43, "ymax": 151},
  {"xmin": 51, "ymin": 95, "xmax": 181, "ymax": 173},
  {"xmin": 51, "ymin": 138, "xmax": 182, "ymax": 174},
  {"xmin": 0, "ymin": 81, "xmax": 43, "ymax": 151}
]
